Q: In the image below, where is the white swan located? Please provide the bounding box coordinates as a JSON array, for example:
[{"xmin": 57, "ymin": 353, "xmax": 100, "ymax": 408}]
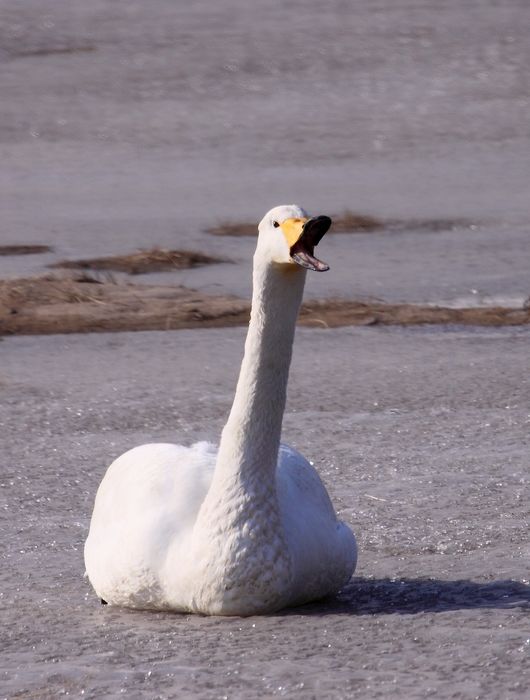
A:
[{"xmin": 84, "ymin": 204, "xmax": 357, "ymax": 615}]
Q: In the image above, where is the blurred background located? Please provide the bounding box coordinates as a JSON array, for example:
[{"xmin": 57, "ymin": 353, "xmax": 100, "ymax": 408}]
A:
[{"xmin": 1, "ymin": 0, "xmax": 529, "ymax": 301}]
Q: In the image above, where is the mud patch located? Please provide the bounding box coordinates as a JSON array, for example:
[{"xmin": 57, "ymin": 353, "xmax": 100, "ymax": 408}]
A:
[
  {"xmin": 0, "ymin": 276, "xmax": 248, "ymax": 336},
  {"xmin": 0, "ymin": 245, "xmax": 53, "ymax": 256},
  {"xmin": 206, "ymin": 212, "xmax": 477, "ymax": 236},
  {"xmin": 387, "ymin": 217, "xmax": 477, "ymax": 233},
  {"xmin": 299, "ymin": 298, "xmax": 529, "ymax": 328},
  {"xmin": 49, "ymin": 248, "xmax": 228, "ymax": 274},
  {"xmin": 206, "ymin": 221, "xmax": 258, "ymax": 237},
  {"xmin": 205, "ymin": 212, "xmax": 380, "ymax": 237},
  {"xmin": 1, "ymin": 276, "xmax": 528, "ymax": 337},
  {"xmin": 8, "ymin": 46, "xmax": 96, "ymax": 59},
  {"xmin": 329, "ymin": 211, "xmax": 386, "ymax": 232}
]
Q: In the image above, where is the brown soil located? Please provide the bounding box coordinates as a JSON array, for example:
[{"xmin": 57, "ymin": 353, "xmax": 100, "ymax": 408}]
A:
[
  {"xmin": 49, "ymin": 248, "xmax": 228, "ymax": 274},
  {"xmin": 329, "ymin": 211, "xmax": 385, "ymax": 232},
  {"xmin": 1, "ymin": 276, "xmax": 528, "ymax": 337},
  {"xmin": 206, "ymin": 221, "xmax": 258, "ymax": 237},
  {"xmin": 387, "ymin": 217, "xmax": 476, "ymax": 233},
  {"xmin": 0, "ymin": 245, "xmax": 53, "ymax": 256},
  {"xmin": 9, "ymin": 46, "xmax": 96, "ymax": 59},
  {"xmin": 0, "ymin": 276, "xmax": 248, "ymax": 335},
  {"xmin": 299, "ymin": 299, "xmax": 529, "ymax": 328},
  {"xmin": 206, "ymin": 212, "xmax": 476, "ymax": 236}
]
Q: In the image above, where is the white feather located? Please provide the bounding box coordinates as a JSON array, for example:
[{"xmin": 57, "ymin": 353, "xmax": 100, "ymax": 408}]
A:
[{"xmin": 85, "ymin": 205, "xmax": 357, "ymax": 615}]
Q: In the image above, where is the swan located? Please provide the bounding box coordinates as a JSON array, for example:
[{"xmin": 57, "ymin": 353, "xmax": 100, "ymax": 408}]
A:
[{"xmin": 84, "ymin": 204, "xmax": 357, "ymax": 615}]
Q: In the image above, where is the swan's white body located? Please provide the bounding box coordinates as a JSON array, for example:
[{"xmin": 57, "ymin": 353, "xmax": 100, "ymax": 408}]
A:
[{"xmin": 85, "ymin": 205, "xmax": 357, "ymax": 615}]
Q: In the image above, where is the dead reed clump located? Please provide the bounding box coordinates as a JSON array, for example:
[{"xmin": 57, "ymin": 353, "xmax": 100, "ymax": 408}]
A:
[
  {"xmin": 1, "ymin": 275, "xmax": 529, "ymax": 337},
  {"xmin": 205, "ymin": 212, "xmax": 382, "ymax": 237},
  {"xmin": 9, "ymin": 45, "xmax": 96, "ymax": 59},
  {"xmin": 205, "ymin": 212, "xmax": 478, "ymax": 236},
  {"xmin": 49, "ymin": 248, "xmax": 229, "ymax": 275},
  {"xmin": 0, "ymin": 245, "xmax": 53, "ymax": 256},
  {"xmin": 298, "ymin": 299, "xmax": 530, "ymax": 328},
  {"xmin": 205, "ymin": 221, "xmax": 258, "ymax": 237},
  {"xmin": 329, "ymin": 211, "xmax": 383, "ymax": 232},
  {"xmin": 0, "ymin": 275, "xmax": 107, "ymax": 310}
]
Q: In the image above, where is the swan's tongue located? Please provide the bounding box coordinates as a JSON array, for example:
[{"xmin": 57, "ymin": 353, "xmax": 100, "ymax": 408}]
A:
[
  {"xmin": 290, "ymin": 215, "xmax": 331, "ymax": 272},
  {"xmin": 291, "ymin": 250, "xmax": 330, "ymax": 272}
]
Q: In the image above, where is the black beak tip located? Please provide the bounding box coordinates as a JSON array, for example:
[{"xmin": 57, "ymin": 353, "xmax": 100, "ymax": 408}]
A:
[
  {"xmin": 303, "ymin": 215, "xmax": 332, "ymax": 244},
  {"xmin": 315, "ymin": 214, "xmax": 332, "ymax": 229}
]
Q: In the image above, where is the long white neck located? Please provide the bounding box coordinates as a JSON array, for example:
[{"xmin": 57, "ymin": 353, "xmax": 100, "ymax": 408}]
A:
[
  {"xmin": 189, "ymin": 254, "xmax": 306, "ymax": 614},
  {"xmin": 212, "ymin": 255, "xmax": 306, "ymax": 489}
]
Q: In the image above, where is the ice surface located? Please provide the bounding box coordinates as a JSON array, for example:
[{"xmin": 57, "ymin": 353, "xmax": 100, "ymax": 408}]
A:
[
  {"xmin": 1, "ymin": 327, "xmax": 529, "ymax": 698},
  {"xmin": 0, "ymin": 0, "xmax": 529, "ymax": 306}
]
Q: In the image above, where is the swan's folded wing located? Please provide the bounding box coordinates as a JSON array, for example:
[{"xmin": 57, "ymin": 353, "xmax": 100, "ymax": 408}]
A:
[
  {"xmin": 276, "ymin": 443, "xmax": 357, "ymax": 603},
  {"xmin": 84, "ymin": 441, "xmax": 216, "ymax": 606}
]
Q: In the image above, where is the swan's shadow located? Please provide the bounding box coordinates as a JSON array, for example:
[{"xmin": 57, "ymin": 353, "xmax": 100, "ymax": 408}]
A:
[{"xmin": 289, "ymin": 577, "xmax": 530, "ymax": 616}]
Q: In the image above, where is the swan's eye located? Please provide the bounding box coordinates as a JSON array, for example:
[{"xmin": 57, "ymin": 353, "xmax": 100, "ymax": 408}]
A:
[{"xmin": 273, "ymin": 221, "xmax": 280, "ymax": 228}]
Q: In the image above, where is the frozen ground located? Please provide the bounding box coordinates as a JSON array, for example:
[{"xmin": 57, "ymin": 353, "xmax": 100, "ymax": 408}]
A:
[
  {"xmin": 1, "ymin": 327, "xmax": 529, "ymax": 699},
  {"xmin": 1, "ymin": 0, "xmax": 530, "ymax": 698}
]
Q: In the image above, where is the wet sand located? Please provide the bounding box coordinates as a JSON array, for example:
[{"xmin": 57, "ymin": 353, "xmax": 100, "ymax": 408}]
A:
[{"xmin": 1, "ymin": 0, "xmax": 529, "ymax": 698}]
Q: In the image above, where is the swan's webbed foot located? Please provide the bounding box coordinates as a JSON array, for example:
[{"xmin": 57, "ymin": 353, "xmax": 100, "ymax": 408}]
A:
[{"xmin": 100, "ymin": 598, "xmax": 108, "ymax": 605}]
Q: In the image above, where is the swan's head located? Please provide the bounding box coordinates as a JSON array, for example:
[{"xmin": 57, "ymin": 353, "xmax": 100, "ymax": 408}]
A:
[{"xmin": 257, "ymin": 204, "xmax": 331, "ymax": 271}]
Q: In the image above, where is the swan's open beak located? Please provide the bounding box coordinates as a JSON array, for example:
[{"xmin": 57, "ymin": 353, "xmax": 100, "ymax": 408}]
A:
[{"xmin": 281, "ymin": 216, "xmax": 332, "ymax": 272}]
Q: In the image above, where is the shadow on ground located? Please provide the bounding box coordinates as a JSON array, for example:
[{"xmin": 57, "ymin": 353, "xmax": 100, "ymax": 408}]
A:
[
  {"xmin": 292, "ymin": 577, "xmax": 530, "ymax": 617},
  {"xmin": 81, "ymin": 578, "xmax": 529, "ymax": 629}
]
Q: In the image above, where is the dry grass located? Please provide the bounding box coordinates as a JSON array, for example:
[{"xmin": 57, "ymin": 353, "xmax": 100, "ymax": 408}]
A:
[
  {"xmin": 298, "ymin": 299, "xmax": 529, "ymax": 328},
  {"xmin": 387, "ymin": 217, "xmax": 477, "ymax": 233},
  {"xmin": 328, "ymin": 211, "xmax": 383, "ymax": 232},
  {"xmin": 0, "ymin": 276, "xmax": 248, "ymax": 335},
  {"xmin": 206, "ymin": 221, "xmax": 258, "ymax": 237},
  {"xmin": 1, "ymin": 276, "xmax": 528, "ymax": 337},
  {"xmin": 10, "ymin": 45, "xmax": 95, "ymax": 58},
  {"xmin": 205, "ymin": 213, "xmax": 380, "ymax": 237},
  {"xmin": 0, "ymin": 245, "xmax": 53, "ymax": 256},
  {"xmin": 49, "ymin": 248, "xmax": 228, "ymax": 274},
  {"xmin": 205, "ymin": 212, "xmax": 477, "ymax": 236}
]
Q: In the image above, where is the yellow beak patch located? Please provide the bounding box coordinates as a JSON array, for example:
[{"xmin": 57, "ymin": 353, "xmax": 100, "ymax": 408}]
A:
[{"xmin": 279, "ymin": 217, "xmax": 309, "ymax": 249}]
